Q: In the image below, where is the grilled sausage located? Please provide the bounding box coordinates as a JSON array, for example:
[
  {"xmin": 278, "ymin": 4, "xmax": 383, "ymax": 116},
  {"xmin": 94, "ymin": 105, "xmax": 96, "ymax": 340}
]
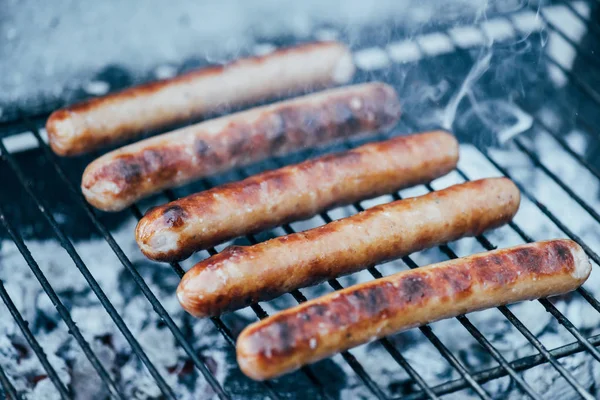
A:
[
  {"xmin": 47, "ymin": 41, "xmax": 355, "ymax": 156},
  {"xmin": 136, "ymin": 131, "xmax": 459, "ymax": 262},
  {"xmin": 177, "ymin": 178, "xmax": 521, "ymax": 318},
  {"xmin": 81, "ymin": 82, "xmax": 401, "ymax": 212},
  {"xmin": 236, "ymin": 239, "xmax": 591, "ymax": 380}
]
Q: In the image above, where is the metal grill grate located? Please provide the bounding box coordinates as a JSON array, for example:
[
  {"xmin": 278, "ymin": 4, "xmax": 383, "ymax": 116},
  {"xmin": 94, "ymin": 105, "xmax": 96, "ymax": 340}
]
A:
[{"xmin": 1, "ymin": 0, "xmax": 600, "ymax": 398}]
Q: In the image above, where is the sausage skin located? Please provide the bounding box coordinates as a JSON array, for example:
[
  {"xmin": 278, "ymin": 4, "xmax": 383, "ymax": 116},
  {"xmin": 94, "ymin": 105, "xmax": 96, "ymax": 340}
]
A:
[
  {"xmin": 236, "ymin": 239, "xmax": 591, "ymax": 380},
  {"xmin": 82, "ymin": 82, "xmax": 401, "ymax": 211},
  {"xmin": 47, "ymin": 41, "xmax": 355, "ymax": 156},
  {"xmin": 136, "ymin": 131, "xmax": 459, "ymax": 262},
  {"xmin": 177, "ymin": 178, "xmax": 521, "ymax": 318}
]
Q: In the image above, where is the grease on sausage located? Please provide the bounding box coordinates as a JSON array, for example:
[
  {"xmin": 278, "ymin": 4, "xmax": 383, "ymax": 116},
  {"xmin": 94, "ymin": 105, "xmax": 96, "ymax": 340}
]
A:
[
  {"xmin": 177, "ymin": 178, "xmax": 521, "ymax": 318},
  {"xmin": 136, "ymin": 131, "xmax": 458, "ymax": 262},
  {"xmin": 47, "ymin": 41, "xmax": 355, "ymax": 156},
  {"xmin": 82, "ymin": 82, "xmax": 401, "ymax": 211},
  {"xmin": 236, "ymin": 239, "xmax": 591, "ymax": 380}
]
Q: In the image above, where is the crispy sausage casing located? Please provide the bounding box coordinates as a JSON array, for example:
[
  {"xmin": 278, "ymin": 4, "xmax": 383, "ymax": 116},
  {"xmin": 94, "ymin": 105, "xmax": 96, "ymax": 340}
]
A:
[
  {"xmin": 177, "ymin": 178, "xmax": 521, "ymax": 318},
  {"xmin": 136, "ymin": 131, "xmax": 459, "ymax": 262},
  {"xmin": 82, "ymin": 82, "xmax": 401, "ymax": 211},
  {"xmin": 236, "ymin": 239, "xmax": 591, "ymax": 380},
  {"xmin": 47, "ymin": 41, "xmax": 355, "ymax": 156}
]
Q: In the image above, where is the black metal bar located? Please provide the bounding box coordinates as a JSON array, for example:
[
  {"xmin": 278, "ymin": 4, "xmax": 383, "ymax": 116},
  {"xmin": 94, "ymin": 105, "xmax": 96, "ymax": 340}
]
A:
[
  {"xmin": 517, "ymin": 21, "xmax": 600, "ymax": 109},
  {"xmin": 128, "ymin": 212, "xmax": 284, "ymax": 400},
  {"xmin": 512, "ymin": 136, "xmax": 600, "ymax": 225},
  {"xmin": 448, "ymin": 167, "xmax": 600, "ymax": 363},
  {"xmin": 439, "ymin": 22, "xmax": 600, "ymax": 322},
  {"xmin": 280, "ymin": 207, "xmax": 487, "ymax": 397},
  {"xmin": 322, "ymin": 209, "xmax": 496, "ymax": 400},
  {"xmin": 0, "ymin": 141, "xmax": 176, "ymax": 399},
  {"xmin": 143, "ymin": 190, "xmax": 316, "ymax": 400},
  {"xmin": 0, "ymin": 279, "xmax": 71, "ymax": 399},
  {"xmin": 361, "ymin": 206, "xmax": 540, "ymax": 399},
  {"xmin": 516, "ymin": 102, "xmax": 600, "ymax": 182},
  {"xmin": 400, "ymin": 112, "xmax": 593, "ymax": 396},
  {"xmin": 225, "ymin": 168, "xmax": 429, "ymax": 399},
  {"xmin": 305, "ymin": 116, "xmax": 538, "ymax": 398},
  {"xmin": 527, "ymin": 3, "xmax": 600, "ymax": 66},
  {"xmin": 498, "ymin": 305, "xmax": 593, "ymax": 400},
  {"xmin": 0, "ymin": 345, "xmax": 21, "ymax": 400},
  {"xmin": 402, "ymin": 332, "xmax": 600, "ymax": 400},
  {"xmin": 437, "ymin": 29, "xmax": 600, "ymax": 269},
  {"xmin": 26, "ymin": 128, "xmax": 230, "ymax": 400},
  {"xmin": 479, "ymin": 146, "xmax": 600, "ymax": 267},
  {"xmin": 556, "ymin": 0, "xmax": 600, "ymax": 38},
  {"xmin": 0, "ymin": 202, "xmax": 125, "ymax": 399},
  {"xmin": 199, "ymin": 180, "xmax": 385, "ymax": 400},
  {"xmin": 454, "ymin": 169, "xmax": 600, "ymax": 316}
]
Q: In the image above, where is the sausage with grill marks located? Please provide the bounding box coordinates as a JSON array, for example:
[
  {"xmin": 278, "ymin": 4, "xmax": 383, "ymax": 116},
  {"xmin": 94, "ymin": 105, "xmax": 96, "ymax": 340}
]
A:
[
  {"xmin": 236, "ymin": 239, "xmax": 591, "ymax": 380},
  {"xmin": 177, "ymin": 178, "xmax": 521, "ymax": 318},
  {"xmin": 136, "ymin": 131, "xmax": 458, "ymax": 262},
  {"xmin": 47, "ymin": 41, "xmax": 355, "ymax": 156},
  {"xmin": 82, "ymin": 82, "xmax": 401, "ymax": 212}
]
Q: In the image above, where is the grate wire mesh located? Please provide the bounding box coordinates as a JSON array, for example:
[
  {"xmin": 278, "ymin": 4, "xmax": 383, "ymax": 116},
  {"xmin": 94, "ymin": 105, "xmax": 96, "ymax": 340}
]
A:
[{"xmin": 1, "ymin": 1, "xmax": 600, "ymax": 398}]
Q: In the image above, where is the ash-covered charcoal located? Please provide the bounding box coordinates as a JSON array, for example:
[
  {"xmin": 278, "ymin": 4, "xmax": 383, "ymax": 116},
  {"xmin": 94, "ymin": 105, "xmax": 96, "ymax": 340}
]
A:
[
  {"xmin": 2, "ymin": 1, "xmax": 600, "ymax": 398},
  {"xmin": 70, "ymin": 342, "xmax": 116, "ymax": 400}
]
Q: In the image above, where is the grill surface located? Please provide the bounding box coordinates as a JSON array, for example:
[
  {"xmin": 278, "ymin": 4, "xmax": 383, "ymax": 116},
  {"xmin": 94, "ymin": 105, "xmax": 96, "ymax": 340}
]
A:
[{"xmin": 1, "ymin": 1, "xmax": 600, "ymax": 399}]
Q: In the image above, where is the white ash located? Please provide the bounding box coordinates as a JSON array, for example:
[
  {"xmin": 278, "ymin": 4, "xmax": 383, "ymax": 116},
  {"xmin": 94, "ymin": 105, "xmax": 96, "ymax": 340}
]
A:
[{"xmin": 1, "ymin": 3, "xmax": 599, "ymax": 400}]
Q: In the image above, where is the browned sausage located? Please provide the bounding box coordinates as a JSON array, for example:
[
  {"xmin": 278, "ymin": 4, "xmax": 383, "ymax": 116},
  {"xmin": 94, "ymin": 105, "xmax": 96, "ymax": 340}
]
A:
[
  {"xmin": 81, "ymin": 82, "xmax": 401, "ymax": 212},
  {"xmin": 47, "ymin": 41, "xmax": 355, "ymax": 156},
  {"xmin": 136, "ymin": 131, "xmax": 458, "ymax": 262},
  {"xmin": 177, "ymin": 178, "xmax": 521, "ymax": 318},
  {"xmin": 236, "ymin": 239, "xmax": 591, "ymax": 380}
]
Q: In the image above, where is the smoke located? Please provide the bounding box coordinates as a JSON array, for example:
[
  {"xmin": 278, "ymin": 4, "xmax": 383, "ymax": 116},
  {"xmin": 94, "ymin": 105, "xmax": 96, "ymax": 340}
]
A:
[{"xmin": 441, "ymin": 49, "xmax": 492, "ymax": 130}]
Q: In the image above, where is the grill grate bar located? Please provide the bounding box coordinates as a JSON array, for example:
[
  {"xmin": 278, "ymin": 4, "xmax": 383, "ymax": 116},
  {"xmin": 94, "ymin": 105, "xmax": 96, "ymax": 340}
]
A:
[
  {"xmin": 0, "ymin": 274, "xmax": 71, "ymax": 399},
  {"xmin": 320, "ymin": 211, "xmax": 496, "ymax": 400},
  {"xmin": 271, "ymin": 124, "xmax": 548, "ymax": 398},
  {"xmin": 522, "ymin": 20, "xmax": 600, "ymax": 107},
  {"xmin": 443, "ymin": 20, "xmax": 600, "ymax": 213},
  {"xmin": 444, "ymin": 228, "xmax": 597, "ymax": 396},
  {"xmin": 401, "ymin": 331, "xmax": 600, "ymax": 400},
  {"xmin": 200, "ymin": 182, "xmax": 387, "ymax": 400},
  {"xmin": 513, "ymin": 137, "xmax": 600, "ymax": 223},
  {"xmin": 480, "ymin": 7, "xmax": 600, "ymax": 108},
  {"xmin": 438, "ymin": 26, "xmax": 600, "ymax": 324},
  {"xmin": 438, "ymin": 32, "xmax": 600, "ymax": 268},
  {"xmin": 516, "ymin": 103, "xmax": 600, "ymax": 182},
  {"xmin": 272, "ymin": 161, "xmax": 489, "ymax": 397},
  {"xmin": 498, "ymin": 305, "xmax": 594, "ymax": 400},
  {"xmin": 0, "ymin": 362, "xmax": 19, "ymax": 400},
  {"xmin": 478, "ymin": 146, "xmax": 600, "ymax": 267},
  {"xmin": 538, "ymin": 298, "xmax": 600, "ymax": 362},
  {"xmin": 557, "ymin": 0, "xmax": 600, "ymax": 37},
  {"xmin": 408, "ymin": 113, "xmax": 596, "ymax": 396},
  {"xmin": 25, "ymin": 128, "xmax": 230, "ymax": 400},
  {"xmin": 449, "ymin": 165, "xmax": 600, "ymax": 398},
  {"xmin": 0, "ymin": 191, "xmax": 125, "ymax": 399},
  {"xmin": 127, "ymin": 206, "xmax": 285, "ymax": 400},
  {"xmin": 528, "ymin": 3, "xmax": 600, "ymax": 67},
  {"xmin": 323, "ymin": 124, "xmax": 544, "ymax": 398},
  {"xmin": 162, "ymin": 187, "xmax": 327, "ymax": 400},
  {"xmin": 0, "ymin": 141, "xmax": 177, "ymax": 399}
]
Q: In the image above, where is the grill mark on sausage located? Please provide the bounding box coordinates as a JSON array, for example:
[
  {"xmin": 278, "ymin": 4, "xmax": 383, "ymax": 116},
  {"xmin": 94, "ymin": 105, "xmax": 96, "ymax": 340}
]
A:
[
  {"xmin": 241, "ymin": 241, "xmax": 582, "ymax": 362},
  {"xmin": 139, "ymin": 131, "xmax": 459, "ymax": 262},
  {"xmin": 162, "ymin": 205, "xmax": 186, "ymax": 229},
  {"xmin": 85, "ymin": 83, "xmax": 401, "ymax": 211}
]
